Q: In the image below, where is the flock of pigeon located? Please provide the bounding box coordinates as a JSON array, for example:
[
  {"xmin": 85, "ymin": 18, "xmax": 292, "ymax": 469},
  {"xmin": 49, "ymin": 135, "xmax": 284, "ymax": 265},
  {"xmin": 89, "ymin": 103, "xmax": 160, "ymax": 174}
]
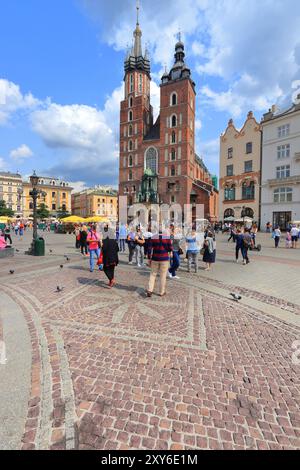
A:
[{"xmin": 8, "ymin": 247, "xmax": 244, "ymax": 303}]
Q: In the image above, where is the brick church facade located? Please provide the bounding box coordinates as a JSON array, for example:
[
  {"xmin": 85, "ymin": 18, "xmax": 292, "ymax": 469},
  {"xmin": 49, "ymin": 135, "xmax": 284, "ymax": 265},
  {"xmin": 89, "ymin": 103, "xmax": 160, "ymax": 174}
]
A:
[{"xmin": 119, "ymin": 6, "xmax": 219, "ymax": 222}]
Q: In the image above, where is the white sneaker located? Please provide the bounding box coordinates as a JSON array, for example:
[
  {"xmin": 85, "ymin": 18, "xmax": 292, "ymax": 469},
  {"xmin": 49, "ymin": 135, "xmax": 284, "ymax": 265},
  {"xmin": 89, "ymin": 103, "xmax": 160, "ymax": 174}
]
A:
[
  {"xmin": 128, "ymin": 261, "xmax": 133, "ymax": 265},
  {"xmin": 137, "ymin": 264, "xmax": 141, "ymax": 268},
  {"xmin": 174, "ymin": 276, "xmax": 180, "ymax": 280},
  {"xmin": 168, "ymin": 273, "xmax": 173, "ymax": 279}
]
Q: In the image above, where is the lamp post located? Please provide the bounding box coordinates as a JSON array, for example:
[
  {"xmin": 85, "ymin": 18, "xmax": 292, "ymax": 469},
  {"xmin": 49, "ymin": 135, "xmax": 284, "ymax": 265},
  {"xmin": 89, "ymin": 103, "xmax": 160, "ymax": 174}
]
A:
[{"xmin": 27, "ymin": 171, "xmax": 46, "ymax": 256}]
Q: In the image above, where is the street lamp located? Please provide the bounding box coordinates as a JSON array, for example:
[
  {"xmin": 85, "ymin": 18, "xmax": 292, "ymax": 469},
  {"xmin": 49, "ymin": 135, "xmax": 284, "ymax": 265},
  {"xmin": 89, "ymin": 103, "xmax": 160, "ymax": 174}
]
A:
[{"xmin": 27, "ymin": 171, "xmax": 46, "ymax": 256}]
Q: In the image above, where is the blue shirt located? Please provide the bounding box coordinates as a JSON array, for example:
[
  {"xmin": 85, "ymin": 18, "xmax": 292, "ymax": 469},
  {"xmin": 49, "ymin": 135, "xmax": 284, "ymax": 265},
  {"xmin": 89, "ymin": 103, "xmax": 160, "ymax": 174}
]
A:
[{"xmin": 186, "ymin": 236, "xmax": 199, "ymax": 253}]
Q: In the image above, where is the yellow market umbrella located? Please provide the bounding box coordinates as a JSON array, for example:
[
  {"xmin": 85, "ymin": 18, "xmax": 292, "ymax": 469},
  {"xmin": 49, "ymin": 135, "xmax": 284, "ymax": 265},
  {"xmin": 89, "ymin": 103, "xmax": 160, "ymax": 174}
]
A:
[
  {"xmin": 85, "ymin": 216, "xmax": 109, "ymax": 223},
  {"xmin": 0, "ymin": 216, "xmax": 9, "ymax": 223},
  {"xmin": 61, "ymin": 216, "xmax": 86, "ymax": 224}
]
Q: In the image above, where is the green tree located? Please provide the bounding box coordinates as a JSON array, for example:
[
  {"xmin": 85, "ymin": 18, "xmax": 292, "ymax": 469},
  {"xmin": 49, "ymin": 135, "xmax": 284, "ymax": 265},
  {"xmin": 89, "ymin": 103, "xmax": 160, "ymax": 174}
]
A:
[
  {"xmin": 36, "ymin": 203, "xmax": 50, "ymax": 220},
  {"xmin": 56, "ymin": 206, "xmax": 70, "ymax": 219},
  {"xmin": 0, "ymin": 200, "xmax": 14, "ymax": 217}
]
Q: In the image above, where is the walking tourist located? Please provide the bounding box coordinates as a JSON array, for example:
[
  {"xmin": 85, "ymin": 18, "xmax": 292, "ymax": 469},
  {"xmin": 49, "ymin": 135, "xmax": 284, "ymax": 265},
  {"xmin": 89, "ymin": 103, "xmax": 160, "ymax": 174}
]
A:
[
  {"xmin": 168, "ymin": 226, "xmax": 183, "ymax": 279},
  {"xmin": 135, "ymin": 228, "xmax": 145, "ymax": 267},
  {"xmin": 291, "ymin": 225, "xmax": 299, "ymax": 249},
  {"xmin": 87, "ymin": 225, "xmax": 101, "ymax": 272},
  {"xmin": 102, "ymin": 229, "xmax": 119, "ymax": 288},
  {"xmin": 147, "ymin": 228, "xmax": 173, "ymax": 298},
  {"xmin": 80, "ymin": 225, "xmax": 88, "ymax": 256},
  {"xmin": 273, "ymin": 226, "xmax": 281, "ymax": 248},
  {"xmin": 235, "ymin": 229, "xmax": 244, "ymax": 263},
  {"xmin": 75, "ymin": 225, "xmax": 81, "ymax": 249},
  {"xmin": 119, "ymin": 223, "xmax": 127, "ymax": 252},
  {"xmin": 228, "ymin": 225, "xmax": 236, "ymax": 243},
  {"xmin": 127, "ymin": 227, "xmax": 136, "ymax": 264},
  {"xmin": 286, "ymin": 231, "xmax": 292, "ymax": 249},
  {"xmin": 4, "ymin": 224, "xmax": 12, "ymax": 245},
  {"xmin": 202, "ymin": 230, "xmax": 216, "ymax": 271},
  {"xmin": 242, "ymin": 228, "xmax": 252, "ymax": 265},
  {"xmin": 186, "ymin": 229, "xmax": 200, "ymax": 273}
]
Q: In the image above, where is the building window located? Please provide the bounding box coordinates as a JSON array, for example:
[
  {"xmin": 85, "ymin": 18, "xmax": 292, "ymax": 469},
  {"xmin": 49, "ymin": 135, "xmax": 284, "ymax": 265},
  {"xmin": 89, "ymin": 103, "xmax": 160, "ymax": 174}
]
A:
[
  {"xmin": 62, "ymin": 204, "xmax": 66, "ymax": 211},
  {"xmin": 171, "ymin": 93, "xmax": 177, "ymax": 106},
  {"xmin": 274, "ymin": 187, "xmax": 292, "ymax": 203},
  {"xmin": 224, "ymin": 186, "xmax": 235, "ymax": 201},
  {"xmin": 244, "ymin": 160, "xmax": 253, "ymax": 173},
  {"xmin": 130, "ymin": 74, "xmax": 133, "ymax": 93},
  {"xmin": 277, "ymin": 144, "xmax": 290, "ymax": 159},
  {"xmin": 128, "ymin": 170, "xmax": 133, "ymax": 181},
  {"xmin": 62, "ymin": 192, "xmax": 66, "ymax": 199},
  {"xmin": 52, "ymin": 192, "xmax": 56, "ymax": 198},
  {"xmin": 171, "ymin": 115, "xmax": 177, "ymax": 127},
  {"xmin": 52, "ymin": 204, "xmax": 56, "ymax": 210},
  {"xmin": 246, "ymin": 142, "xmax": 252, "ymax": 154},
  {"xmin": 128, "ymin": 124, "xmax": 133, "ymax": 136},
  {"xmin": 228, "ymin": 147, "xmax": 233, "ymax": 159},
  {"xmin": 224, "ymin": 208, "xmax": 234, "ymax": 219},
  {"xmin": 278, "ymin": 124, "xmax": 290, "ymax": 138},
  {"xmin": 226, "ymin": 165, "xmax": 234, "ymax": 177},
  {"xmin": 171, "ymin": 166, "xmax": 176, "ymax": 176},
  {"xmin": 145, "ymin": 147, "xmax": 158, "ymax": 174},
  {"xmin": 171, "ymin": 131, "xmax": 176, "ymax": 144},
  {"xmin": 132, "ymin": 185, "xmax": 136, "ymax": 193},
  {"xmin": 171, "ymin": 149, "xmax": 176, "ymax": 161},
  {"xmin": 128, "ymin": 110, "xmax": 133, "ymax": 122},
  {"xmin": 242, "ymin": 181, "xmax": 255, "ymax": 200},
  {"xmin": 129, "ymin": 140, "xmax": 133, "ymax": 151},
  {"xmin": 129, "ymin": 155, "xmax": 133, "ymax": 167},
  {"xmin": 129, "ymin": 96, "xmax": 133, "ymax": 108},
  {"xmin": 276, "ymin": 165, "xmax": 290, "ymax": 179}
]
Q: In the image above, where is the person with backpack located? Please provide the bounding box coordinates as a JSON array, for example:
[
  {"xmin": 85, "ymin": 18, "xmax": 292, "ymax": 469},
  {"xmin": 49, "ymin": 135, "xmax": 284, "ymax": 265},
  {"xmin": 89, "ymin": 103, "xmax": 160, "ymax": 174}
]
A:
[
  {"xmin": 242, "ymin": 227, "xmax": 252, "ymax": 265},
  {"xmin": 134, "ymin": 227, "xmax": 145, "ymax": 267},
  {"xmin": 87, "ymin": 225, "xmax": 101, "ymax": 272},
  {"xmin": 127, "ymin": 227, "xmax": 136, "ymax": 265},
  {"xmin": 4, "ymin": 224, "xmax": 12, "ymax": 245}
]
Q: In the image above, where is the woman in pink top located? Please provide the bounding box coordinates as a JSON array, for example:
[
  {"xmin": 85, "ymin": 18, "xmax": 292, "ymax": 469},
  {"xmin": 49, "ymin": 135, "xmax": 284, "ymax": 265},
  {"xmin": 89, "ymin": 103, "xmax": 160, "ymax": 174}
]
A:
[
  {"xmin": 0, "ymin": 232, "xmax": 7, "ymax": 250},
  {"xmin": 87, "ymin": 225, "xmax": 101, "ymax": 272}
]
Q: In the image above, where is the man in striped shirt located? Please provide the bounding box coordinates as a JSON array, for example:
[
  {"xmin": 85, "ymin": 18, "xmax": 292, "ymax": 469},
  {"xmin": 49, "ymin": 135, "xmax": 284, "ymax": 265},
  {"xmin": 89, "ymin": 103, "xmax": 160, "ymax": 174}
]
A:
[{"xmin": 147, "ymin": 229, "xmax": 173, "ymax": 298}]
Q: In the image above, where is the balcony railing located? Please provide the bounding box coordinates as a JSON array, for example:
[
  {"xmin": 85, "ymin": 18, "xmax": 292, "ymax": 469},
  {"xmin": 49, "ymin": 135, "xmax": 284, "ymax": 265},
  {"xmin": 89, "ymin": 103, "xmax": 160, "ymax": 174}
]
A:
[{"xmin": 267, "ymin": 175, "xmax": 300, "ymax": 186}]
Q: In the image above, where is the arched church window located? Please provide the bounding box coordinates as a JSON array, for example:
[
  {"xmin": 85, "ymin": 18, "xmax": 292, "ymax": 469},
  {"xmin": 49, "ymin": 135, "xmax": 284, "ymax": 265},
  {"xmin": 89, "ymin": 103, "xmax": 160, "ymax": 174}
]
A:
[
  {"xmin": 145, "ymin": 147, "xmax": 158, "ymax": 174},
  {"xmin": 128, "ymin": 110, "xmax": 133, "ymax": 122},
  {"xmin": 139, "ymin": 74, "xmax": 143, "ymax": 93},
  {"xmin": 171, "ymin": 115, "xmax": 177, "ymax": 127},
  {"xmin": 129, "ymin": 140, "xmax": 133, "ymax": 151},
  {"xmin": 171, "ymin": 93, "xmax": 177, "ymax": 106},
  {"xmin": 128, "ymin": 125, "xmax": 133, "ymax": 136},
  {"xmin": 129, "ymin": 96, "xmax": 133, "ymax": 108},
  {"xmin": 171, "ymin": 131, "xmax": 176, "ymax": 144},
  {"xmin": 171, "ymin": 149, "xmax": 176, "ymax": 161},
  {"xmin": 129, "ymin": 155, "xmax": 133, "ymax": 167},
  {"xmin": 171, "ymin": 166, "xmax": 176, "ymax": 176},
  {"xmin": 130, "ymin": 74, "xmax": 133, "ymax": 93}
]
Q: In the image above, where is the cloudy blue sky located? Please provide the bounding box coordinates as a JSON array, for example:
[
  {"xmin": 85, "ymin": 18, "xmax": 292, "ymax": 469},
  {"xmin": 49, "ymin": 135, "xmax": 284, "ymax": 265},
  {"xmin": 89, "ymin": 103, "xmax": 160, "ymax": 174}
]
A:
[{"xmin": 0, "ymin": 0, "xmax": 300, "ymax": 190}]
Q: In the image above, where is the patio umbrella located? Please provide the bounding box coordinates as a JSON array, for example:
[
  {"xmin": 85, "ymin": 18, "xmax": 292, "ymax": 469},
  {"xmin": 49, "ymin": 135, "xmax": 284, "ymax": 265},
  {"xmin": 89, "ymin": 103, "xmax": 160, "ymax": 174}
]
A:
[
  {"xmin": 85, "ymin": 216, "xmax": 109, "ymax": 223},
  {"xmin": 60, "ymin": 216, "xmax": 86, "ymax": 223}
]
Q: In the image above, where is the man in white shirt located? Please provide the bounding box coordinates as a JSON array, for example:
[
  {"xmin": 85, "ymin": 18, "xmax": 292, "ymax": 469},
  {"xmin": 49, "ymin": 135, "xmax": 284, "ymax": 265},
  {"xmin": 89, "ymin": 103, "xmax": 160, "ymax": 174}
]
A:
[{"xmin": 290, "ymin": 225, "xmax": 299, "ymax": 249}]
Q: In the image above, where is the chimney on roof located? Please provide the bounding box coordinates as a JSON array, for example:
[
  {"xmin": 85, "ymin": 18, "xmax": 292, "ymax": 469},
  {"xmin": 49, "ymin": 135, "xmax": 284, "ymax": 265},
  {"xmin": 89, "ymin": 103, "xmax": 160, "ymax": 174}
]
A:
[{"xmin": 271, "ymin": 104, "xmax": 277, "ymax": 113}]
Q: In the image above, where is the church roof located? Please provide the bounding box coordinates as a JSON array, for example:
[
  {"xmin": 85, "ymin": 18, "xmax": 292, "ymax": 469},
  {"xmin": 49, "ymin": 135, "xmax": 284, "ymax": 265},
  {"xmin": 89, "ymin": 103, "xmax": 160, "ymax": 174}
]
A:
[
  {"xmin": 124, "ymin": 1, "xmax": 150, "ymax": 77},
  {"xmin": 144, "ymin": 115, "xmax": 160, "ymax": 141}
]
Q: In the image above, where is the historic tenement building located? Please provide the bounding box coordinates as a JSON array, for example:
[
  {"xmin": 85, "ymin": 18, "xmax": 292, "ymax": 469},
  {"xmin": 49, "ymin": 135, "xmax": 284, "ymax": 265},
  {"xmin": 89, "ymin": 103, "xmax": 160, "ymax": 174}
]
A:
[
  {"xmin": 72, "ymin": 186, "xmax": 118, "ymax": 221},
  {"xmin": 219, "ymin": 112, "xmax": 262, "ymax": 225},
  {"xmin": 118, "ymin": 5, "xmax": 218, "ymax": 222},
  {"xmin": 261, "ymin": 99, "xmax": 300, "ymax": 230}
]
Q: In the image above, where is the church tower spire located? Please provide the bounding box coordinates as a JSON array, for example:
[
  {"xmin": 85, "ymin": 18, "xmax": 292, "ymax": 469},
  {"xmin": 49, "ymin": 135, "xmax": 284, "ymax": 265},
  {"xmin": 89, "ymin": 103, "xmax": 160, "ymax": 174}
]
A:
[{"xmin": 124, "ymin": 0, "xmax": 150, "ymax": 78}]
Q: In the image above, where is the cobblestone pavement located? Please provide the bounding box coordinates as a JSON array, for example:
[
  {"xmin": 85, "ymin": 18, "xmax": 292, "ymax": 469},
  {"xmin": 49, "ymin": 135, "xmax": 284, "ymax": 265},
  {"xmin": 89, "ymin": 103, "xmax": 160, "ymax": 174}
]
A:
[{"xmin": 0, "ymin": 231, "xmax": 300, "ymax": 450}]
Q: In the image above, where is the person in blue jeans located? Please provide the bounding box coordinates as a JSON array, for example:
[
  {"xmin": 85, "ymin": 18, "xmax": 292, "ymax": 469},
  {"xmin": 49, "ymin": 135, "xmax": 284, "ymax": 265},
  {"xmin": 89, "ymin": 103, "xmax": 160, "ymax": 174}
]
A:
[
  {"xmin": 87, "ymin": 225, "xmax": 101, "ymax": 272},
  {"xmin": 168, "ymin": 226, "xmax": 182, "ymax": 279},
  {"xmin": 119, "ymin": 223, "xmax": 127, "ymax": 252}
]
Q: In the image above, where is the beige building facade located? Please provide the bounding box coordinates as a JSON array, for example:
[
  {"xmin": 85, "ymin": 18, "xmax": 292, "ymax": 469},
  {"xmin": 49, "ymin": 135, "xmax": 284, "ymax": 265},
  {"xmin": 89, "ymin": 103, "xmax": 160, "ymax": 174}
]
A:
[
  {"xmin": 71, "ymin": 187, "xmax": 118, "ymax": 220},
  {"xmin": 0, "ymin": 172, "xmax": 23, "ymax": 216},
  {"xmin": 219, "ymin": 111, "xmax": 262, "ymax": 225},
  {"xmin": 23, "ymin": 176, "xmax": 72, "ymax": 218}
]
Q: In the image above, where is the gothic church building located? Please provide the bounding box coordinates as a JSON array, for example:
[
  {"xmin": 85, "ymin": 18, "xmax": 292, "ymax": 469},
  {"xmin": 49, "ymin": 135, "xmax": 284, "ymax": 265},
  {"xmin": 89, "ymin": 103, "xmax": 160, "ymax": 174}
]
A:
[{"xmin": 119, "ymin": 7, "xmax": 218, "ymax": 222}]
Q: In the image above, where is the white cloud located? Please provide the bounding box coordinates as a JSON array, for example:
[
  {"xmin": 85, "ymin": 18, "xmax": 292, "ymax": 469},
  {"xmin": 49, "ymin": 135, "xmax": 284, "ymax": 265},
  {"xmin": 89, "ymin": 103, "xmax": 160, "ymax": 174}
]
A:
[
  {"xmin": 70, "ymin": 181, "xmax": 88, "ymax": 193},
  {"xmin": 0, "ymin": 79, "xmax": 41, "ymax": 125},
  {"xmin": 10, "ymin": 144, "xmax": 33, "ymax": 160},
  {"xmin": 0, "ymin": 157, "xmax": 7, "ymax": 170}
]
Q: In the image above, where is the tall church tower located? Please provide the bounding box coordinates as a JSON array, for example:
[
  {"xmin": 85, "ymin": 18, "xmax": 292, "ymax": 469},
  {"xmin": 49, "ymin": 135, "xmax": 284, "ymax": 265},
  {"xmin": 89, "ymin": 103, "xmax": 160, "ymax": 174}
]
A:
[
  {"xmin": 158, "ymin": 37, "xmax": 197, "ymax": 207},
  {"xmin": 119, "ymin": 1, "xmax": 153, "ymax": 205}
]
